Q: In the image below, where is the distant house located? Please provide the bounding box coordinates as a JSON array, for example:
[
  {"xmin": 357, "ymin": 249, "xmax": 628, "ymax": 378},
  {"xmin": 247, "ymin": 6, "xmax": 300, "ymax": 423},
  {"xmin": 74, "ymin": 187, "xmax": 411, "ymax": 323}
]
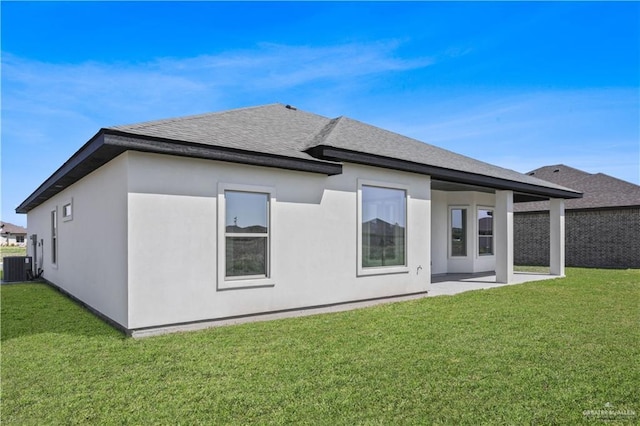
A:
[
  {"xmin": 515, "ymin": 165, "xmax": 640, "ymax": 268},
  {"xmin": 1, "ymin": 222, "xmax": 27, "ymax": 246},
  {"xmin": 17, "ymin": 104, "xmax": 581, "ymax": 335}
]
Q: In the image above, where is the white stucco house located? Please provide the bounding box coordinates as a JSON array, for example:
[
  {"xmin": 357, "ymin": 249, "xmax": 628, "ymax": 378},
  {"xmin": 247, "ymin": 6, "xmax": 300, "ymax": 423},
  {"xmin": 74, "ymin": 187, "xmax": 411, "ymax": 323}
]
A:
[
  {"xmin": 1, "ymin": 222, "xmax": 28, "ymax": 246},
  {"xmin": 17, "ymin": 104, "xmax": 581, "ymax": 335}
]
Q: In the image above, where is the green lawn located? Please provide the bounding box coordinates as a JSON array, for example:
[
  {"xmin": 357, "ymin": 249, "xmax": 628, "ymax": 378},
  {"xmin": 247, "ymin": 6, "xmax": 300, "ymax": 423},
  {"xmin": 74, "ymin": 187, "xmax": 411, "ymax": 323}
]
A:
[
  {"xmin": 2, "ymin": 269, "xmax": 638, "ymax": 424},
  {"xmin": 0, "ymin": 246, "xmax": 27, "ymax": 261},
  {"xmin": 514, "ymin": 265, "xmax": 551, "ymax": 274}
]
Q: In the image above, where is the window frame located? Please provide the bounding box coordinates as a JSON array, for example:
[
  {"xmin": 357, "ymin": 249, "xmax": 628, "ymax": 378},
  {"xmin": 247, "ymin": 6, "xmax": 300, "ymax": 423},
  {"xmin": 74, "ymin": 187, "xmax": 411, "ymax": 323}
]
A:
[
  {"xmin": 477, "ymin": 206, "xmax": 495, "ymax": 257},
  {"xmin": 449, "ymin": 206, "xmax": 469, "ymax": 258},
  {"xmin": 51, "ymin": 208, "xmax": 58, "ymax": 267},
  {"xmin": 357, "ymin": 179, "xmax": 409, "ymax": 277},
  {"xmin": 217, "ymin": 183, "xmax": 276, "ymax": 290},
  {"xmin": 62, "ymin": 199, "xmax": 73, "ymax": 222}
]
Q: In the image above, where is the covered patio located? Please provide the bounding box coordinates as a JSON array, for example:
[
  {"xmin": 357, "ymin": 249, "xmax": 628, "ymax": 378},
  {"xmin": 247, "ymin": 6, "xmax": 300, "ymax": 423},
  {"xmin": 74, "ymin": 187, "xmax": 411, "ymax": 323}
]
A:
[{"xmin": 430, "ymin": 175, "xmax": 572, "ymax": 284}]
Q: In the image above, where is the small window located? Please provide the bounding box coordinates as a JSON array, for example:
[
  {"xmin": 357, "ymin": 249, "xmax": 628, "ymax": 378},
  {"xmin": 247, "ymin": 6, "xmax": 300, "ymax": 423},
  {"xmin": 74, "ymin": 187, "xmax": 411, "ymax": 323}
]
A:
[
  {"xmin": 450, "ymin": 208, "xmax": 467, "ymax": 257},
  {"xmin": 51, "ymin": 209, "xmax": 58, "ymax": 265},
  {"xmin": 359, "ymin": 183, "xmax": 407, "ymax": 273},
  {"xmin": 62, "ymin": 200, "xmax": 73, "ymax": 221},
  {"xmin": 478, "ymin": 208, "xmax": 494, "ymax": 256},
  {"xmin": 16, "ymin": 236, "xmax": 25, "ymax": 243},
  {"xmin": 224, "ymin": 191, "xmax": 269, "ymax": 279}
]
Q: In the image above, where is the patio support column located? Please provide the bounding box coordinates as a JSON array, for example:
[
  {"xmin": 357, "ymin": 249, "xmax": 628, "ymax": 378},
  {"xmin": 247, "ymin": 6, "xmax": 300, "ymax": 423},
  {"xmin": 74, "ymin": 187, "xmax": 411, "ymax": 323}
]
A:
[
  {"xmin": 550, "ymin": 198, "xmax": 565, "ymax": 276},
  {"xmin": 495, "ymin": 190, "xmax": 514, "ymax": 283}
]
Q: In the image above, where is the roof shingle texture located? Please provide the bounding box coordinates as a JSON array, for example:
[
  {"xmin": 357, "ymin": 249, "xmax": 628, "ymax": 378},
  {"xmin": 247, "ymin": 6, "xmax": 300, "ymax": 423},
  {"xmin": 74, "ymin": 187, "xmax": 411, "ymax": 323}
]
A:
[
  {"xmin": 110, "ymin": 104, "xmax": 578, "ymax": 194},
  {"xmin": 1, "ymin": 222, "xmax": 27, "ymax": 234},
  {"xmin": 313, "ymin": 116, "xmax": 574, "ymax": 190},
  {"xmin": 515, "ymin": 164, "xmax": 640, "ymax": 211},
  {"xmin": 110, "ymin": 104, "xmax": 329, "ymax": 161}
]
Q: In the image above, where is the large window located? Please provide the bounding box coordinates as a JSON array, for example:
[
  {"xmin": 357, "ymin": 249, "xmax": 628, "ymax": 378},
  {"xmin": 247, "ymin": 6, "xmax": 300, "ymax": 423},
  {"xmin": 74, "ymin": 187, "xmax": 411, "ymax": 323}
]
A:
[
  {"xmin": 360, "ymin": 184, "xmax": 407, "ymax": 270},
  {"xmin": 224, "ymin": 191, "xmax": 269, "ymax": 279},
  {"xmin": 450, "ymin": 208, "xmax": 467, "ymax": 257},
  {"xmin": 478, "ymin": 208, "xmax": 494, "ymax": 256},
  {"xmin": 51, "ymin": 209, "xmax": 58, "ymax": 265}
]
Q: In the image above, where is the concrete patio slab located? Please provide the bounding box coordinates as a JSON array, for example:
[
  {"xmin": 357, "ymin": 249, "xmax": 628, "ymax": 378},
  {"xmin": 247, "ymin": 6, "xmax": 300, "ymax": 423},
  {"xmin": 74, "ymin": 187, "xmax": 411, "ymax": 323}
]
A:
[{"xmin": 429, "ymin": 272, "xmax": 562, "ymax": 296}]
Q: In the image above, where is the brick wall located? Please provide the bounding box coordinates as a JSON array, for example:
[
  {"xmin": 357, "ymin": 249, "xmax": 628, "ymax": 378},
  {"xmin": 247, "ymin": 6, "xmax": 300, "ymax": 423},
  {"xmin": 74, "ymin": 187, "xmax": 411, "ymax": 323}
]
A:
[
  {"xmin": 515, "ymin": 208, "xmax": 640, "ymax": 268},
  {"xmin": 514, "ymin": 212, "xmax": 550, "ymax": 266}
]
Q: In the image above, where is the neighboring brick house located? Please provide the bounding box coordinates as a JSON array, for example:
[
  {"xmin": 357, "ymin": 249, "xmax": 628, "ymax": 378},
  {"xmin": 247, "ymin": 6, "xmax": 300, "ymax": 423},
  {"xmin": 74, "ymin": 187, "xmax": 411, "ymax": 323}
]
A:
[
  {"xmin": 515, "ymin": 165, "xmax": 640, "ymax": 268},
  {"xmin": 1, "ymin": 221, "xmax": 28, "ymax": 246}
]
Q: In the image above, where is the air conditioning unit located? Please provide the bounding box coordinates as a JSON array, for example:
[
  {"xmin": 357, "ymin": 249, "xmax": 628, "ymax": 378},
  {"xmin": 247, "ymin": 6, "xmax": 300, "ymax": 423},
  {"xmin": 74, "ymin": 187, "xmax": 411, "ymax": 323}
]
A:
[{"xmin": 3, "ymin": 256, "xmax": 32, "ymax": 282}]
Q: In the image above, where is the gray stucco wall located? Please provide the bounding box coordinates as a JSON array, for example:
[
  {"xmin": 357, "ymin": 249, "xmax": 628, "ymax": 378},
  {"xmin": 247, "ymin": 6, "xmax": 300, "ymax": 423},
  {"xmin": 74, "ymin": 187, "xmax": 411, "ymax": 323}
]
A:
[{"xmin": 515, "ymin": 208, "xmax": 640, "ymax": 268}]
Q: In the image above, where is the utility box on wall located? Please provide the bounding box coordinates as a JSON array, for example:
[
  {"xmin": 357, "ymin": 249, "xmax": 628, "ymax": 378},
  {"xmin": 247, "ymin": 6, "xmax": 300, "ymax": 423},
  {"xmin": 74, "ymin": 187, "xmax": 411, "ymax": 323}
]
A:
[{"xmin": 3, "ymin": 256, "xmax": 32, "ymax": 282}]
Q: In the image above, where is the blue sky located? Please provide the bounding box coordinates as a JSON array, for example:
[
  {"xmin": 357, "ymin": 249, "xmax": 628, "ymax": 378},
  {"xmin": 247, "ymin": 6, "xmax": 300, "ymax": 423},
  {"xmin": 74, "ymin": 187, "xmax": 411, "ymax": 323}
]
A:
[{"xmin": 2, "ymin": 1, "xmax": 638, "ymax": 226}]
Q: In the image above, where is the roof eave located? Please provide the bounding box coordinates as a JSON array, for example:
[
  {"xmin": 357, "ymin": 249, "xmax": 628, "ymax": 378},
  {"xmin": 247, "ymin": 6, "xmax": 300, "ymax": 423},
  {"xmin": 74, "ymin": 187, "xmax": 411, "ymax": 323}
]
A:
[
  {"xmin": 516, "ymin": 203, "xmax": 640, "ymax": 213},
  {"xmin": 308, "ymin": 145, "xmax": 583, "ymax": 200},
  {"xmin": 16, "ymin": 132, "xmax": 120, "ymax": 214},
  {"xmin": 16, "ymin": 130, "xmax": 342, "ymax": 214},
  {"xmin": 104, "ymin": 130, "xmax": 342, "ymax": 176}
]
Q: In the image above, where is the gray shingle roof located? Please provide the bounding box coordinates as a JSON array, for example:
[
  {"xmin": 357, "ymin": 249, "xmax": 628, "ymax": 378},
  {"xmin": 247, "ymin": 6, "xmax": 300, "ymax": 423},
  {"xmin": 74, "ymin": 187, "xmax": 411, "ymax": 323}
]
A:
[
  {"xmin": 311, "ymin": 115, "xmax": 575, "ymax": 191},
  {"xmin": 109, "ymin": 104, "xmax": 328, "ymax": 162},
  {"xmin": 18, "ymin": 103, "xmax": 583, "ymax": 214},
  {"xmin": 515, "ymin": 164, "xmax": 640, "ymax": 211},
  {"xmin": 111, "ymin": 103, "xmax": 578, "ymax": 195},
  {"xmin": 1, "ymin": 222, "xmax": 27, "ymax": 235}
]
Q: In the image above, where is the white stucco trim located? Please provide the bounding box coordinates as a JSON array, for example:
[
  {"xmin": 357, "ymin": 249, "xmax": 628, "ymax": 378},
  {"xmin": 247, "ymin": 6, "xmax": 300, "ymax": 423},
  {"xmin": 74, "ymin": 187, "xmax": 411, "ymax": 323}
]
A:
[
  {"xmin": 50, "ymin": 206, "xmax": 59, "ymax": 269},
  {"xmin": 495, "ymin": 190, "xmax": 514, "ymax": 283},
  {"xmin": 549, "ymin": 198, "xmax": 565, "ymax": 277},
  {"xmin": 357, "ymin": 179, "xmax": 410, "ymax": 277},
  {"xmin": 62, "ymin": 198, "xmax": 74, "ymax": 222},
  {"xmin": 447, "ymin": 205, "xmax": 470, "ymax": 259},
  {"xmin": 476, "ymin": 205, "xmax": 495, "ymax": 259},
  {"xmin": 217, "ymin": 182, "xmax": 277, "ymax": 290}
]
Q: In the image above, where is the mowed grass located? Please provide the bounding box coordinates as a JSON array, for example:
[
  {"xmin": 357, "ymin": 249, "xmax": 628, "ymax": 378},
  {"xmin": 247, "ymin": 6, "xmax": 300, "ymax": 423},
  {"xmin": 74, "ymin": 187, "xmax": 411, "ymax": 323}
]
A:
[
  {"xmin": 2, "ymin": 269, "xmax": 638, "ymax": 424},
  {"xmin": 0, "ymin": 246, "xmax": 27, "ymax": 261}
]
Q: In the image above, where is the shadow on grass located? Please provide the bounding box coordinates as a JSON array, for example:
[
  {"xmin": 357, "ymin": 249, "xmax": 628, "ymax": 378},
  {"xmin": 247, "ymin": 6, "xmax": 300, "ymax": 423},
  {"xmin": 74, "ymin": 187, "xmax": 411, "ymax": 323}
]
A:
[{"xmin": 1, "ymin": 282, "xmax": 125, "ymax": 342}]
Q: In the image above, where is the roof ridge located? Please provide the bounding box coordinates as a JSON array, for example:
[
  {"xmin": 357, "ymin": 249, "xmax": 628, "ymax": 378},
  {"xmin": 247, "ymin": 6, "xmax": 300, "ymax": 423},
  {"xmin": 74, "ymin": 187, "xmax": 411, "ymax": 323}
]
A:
[
  {"xmin": 582, "ymin": 172, "xmax": 640, "ymax": 190},
  {"xmin": 528, "ymin": 164, "xmax": 588, "ymax": 173},
  {"xmin": 306, "ymin": 116, "xmax": 344, "ymax": 148},
  {"xmin": 0, "ymin": 221, "xmax": 27, "ymax": 232},
  {"xmin": 108, "ymin": 103, "xmax": 285, "ymax": 131},
  {"xmin": 317, "ymin": 116, "xmax": 580, "ymax": 193}
]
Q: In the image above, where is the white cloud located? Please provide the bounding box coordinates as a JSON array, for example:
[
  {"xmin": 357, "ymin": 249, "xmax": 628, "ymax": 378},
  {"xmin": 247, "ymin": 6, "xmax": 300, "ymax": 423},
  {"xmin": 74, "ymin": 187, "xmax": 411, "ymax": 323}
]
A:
[
  {"xmin": 2, "ymin": 41, "xmax": 638, "ymax": 228},
  {"xmin": 1, "ymin": 41, "xmax": 434, "ymax": 225},
  {"xmin": 153, "ymin": 41, "xmax": 433, "ymax": 88},
  {"xmin": 2, "ymin": 41, "xmax": 433, "ymax": 126}
]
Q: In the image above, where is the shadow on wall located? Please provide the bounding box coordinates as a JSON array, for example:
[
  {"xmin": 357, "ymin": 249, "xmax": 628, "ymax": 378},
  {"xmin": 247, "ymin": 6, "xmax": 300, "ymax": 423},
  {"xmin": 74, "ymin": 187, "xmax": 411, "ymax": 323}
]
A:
[{"xmin": 0, "ymin": 282, "xmax": 125, "ymax": 342}]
